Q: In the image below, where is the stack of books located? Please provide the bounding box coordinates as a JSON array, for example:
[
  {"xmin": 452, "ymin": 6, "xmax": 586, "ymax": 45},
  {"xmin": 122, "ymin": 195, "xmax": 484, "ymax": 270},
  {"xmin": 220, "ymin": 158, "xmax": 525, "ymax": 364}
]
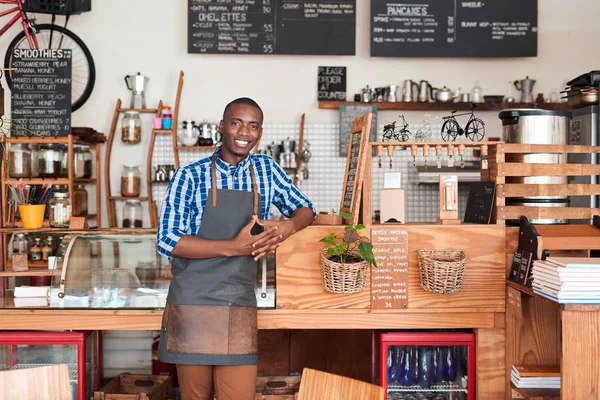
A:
[
  {"xmin": 531, "ymin": 257, "xmax": 600, "ymax": 304},
  {"xmin": 511, "ymin": 365, "xmax": 560, "ymax": 389}
]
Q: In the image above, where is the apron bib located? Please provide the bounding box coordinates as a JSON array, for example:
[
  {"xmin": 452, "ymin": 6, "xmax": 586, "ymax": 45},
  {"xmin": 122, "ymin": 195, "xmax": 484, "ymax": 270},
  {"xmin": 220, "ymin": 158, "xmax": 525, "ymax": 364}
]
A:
[{"xmin": 159, "ymin": 155, "xmax": 261, "ymax": 365}]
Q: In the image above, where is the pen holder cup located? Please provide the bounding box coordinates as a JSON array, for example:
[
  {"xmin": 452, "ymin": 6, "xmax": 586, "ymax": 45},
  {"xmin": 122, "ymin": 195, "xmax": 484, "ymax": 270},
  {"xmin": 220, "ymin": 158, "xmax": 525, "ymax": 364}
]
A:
[{"xmin": 18, "ymin": 204, "xmax": 46, "ymax": 229}]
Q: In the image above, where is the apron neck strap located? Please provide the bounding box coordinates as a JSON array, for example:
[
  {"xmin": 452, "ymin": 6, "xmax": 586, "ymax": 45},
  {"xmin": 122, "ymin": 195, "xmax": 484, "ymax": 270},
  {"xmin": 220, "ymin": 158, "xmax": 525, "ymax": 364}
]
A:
[{"xmin": 211, "ymin": 154, "xmax": 259, "ymax": 215}]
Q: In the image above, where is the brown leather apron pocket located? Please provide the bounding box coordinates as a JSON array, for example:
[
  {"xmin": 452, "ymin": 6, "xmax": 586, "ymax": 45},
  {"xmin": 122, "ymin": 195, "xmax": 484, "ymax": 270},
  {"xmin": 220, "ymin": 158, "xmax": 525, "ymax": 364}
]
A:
[{"xmin": 165, "ymin": 305, "xmax": 258, "ymax": 356}]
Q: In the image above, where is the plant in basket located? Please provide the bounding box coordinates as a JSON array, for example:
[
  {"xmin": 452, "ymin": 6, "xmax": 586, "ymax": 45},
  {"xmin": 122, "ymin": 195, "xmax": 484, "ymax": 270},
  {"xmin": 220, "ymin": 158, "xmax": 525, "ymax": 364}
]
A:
[{"xmin": 318, "ymin": 210, "xmax": 377, "ymax": 294}]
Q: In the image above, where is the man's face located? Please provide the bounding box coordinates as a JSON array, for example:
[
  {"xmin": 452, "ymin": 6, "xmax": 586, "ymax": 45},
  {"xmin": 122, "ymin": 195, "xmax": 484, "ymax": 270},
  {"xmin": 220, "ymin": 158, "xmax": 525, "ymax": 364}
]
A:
[{"xmin": 219, "ymin": 104, "xmax": 263, "ymax": 159}]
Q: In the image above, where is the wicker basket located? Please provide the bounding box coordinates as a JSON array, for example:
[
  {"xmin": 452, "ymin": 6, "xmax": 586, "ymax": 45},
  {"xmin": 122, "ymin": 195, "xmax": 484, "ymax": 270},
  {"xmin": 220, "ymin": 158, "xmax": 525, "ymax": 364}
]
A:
[
  {"xmin": 418, "ymin": 249, "xmax": 467, "ymax": 294},
  {"xmin": 320, "ymin": 248, "xmax": 367, "ymax": 294}
]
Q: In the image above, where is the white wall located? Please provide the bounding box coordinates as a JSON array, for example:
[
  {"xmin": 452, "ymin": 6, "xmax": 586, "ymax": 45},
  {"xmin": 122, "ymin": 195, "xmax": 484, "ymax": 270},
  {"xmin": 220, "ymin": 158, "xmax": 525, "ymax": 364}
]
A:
[{"xmin": 2, "ymin": 0, "xmax": 600, "ymax": 227}]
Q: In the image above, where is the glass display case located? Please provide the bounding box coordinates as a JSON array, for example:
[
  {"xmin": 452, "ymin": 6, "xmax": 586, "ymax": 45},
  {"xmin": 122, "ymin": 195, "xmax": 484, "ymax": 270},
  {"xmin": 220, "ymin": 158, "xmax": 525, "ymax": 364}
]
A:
[
  {"xmin": 44, "ymin": 233, "xmax": 276, "ymax": 309},
  {"xmin": 374, "ymin": 332, "xmax": 475, "ymax": 400},
  {"xmin": 0, "ymin": 331, "xmax": 100, "ymax": 400}
]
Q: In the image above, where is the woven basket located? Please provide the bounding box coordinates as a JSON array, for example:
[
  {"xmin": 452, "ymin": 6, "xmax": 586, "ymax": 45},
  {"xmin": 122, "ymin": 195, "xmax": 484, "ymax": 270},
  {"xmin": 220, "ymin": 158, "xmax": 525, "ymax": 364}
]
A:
[
  {"xmin": 418, "ymin": 249, "xmax": 468, "ymax": 294},
  {"xmin": 320, "ymin": 248, "xmax": 367, "ymax": 294}
]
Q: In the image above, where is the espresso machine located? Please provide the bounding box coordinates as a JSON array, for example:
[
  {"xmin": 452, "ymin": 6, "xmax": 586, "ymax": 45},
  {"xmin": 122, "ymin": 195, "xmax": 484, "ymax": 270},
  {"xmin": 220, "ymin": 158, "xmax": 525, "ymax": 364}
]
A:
[{"xmin": 124, "ymin": 72, "xmax": 149, "ymax": 108}]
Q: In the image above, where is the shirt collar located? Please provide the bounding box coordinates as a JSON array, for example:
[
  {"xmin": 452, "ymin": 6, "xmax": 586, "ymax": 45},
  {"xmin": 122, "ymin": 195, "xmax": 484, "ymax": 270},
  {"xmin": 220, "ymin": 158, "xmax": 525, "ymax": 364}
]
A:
[{"xmin": 213, "ymin": 147, "xmax": 252, "ymax": 175}]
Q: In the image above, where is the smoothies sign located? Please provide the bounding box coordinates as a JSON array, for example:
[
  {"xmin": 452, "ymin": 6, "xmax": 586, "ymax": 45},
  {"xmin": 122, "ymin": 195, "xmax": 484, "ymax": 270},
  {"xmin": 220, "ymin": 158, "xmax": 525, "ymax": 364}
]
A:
[
  {"xmin": 371, "ymin": 228, "xmax": 409, "ymax": 309},
  {"xmin": 11, "ymin": 48, "xmax": 72, "ymax": 137}
]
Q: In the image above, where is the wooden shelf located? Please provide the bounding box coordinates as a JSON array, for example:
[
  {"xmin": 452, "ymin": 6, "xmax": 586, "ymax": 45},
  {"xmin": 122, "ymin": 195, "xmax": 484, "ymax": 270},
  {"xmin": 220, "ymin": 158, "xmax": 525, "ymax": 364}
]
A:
[
  {"xmin": 507, "ymin": 280, "xmax": 600, "ymax": 311},
  {"xmin": 6, "ymin": 136, "xmax": 69, "ymax": 144},
  {"xmin": 74, "ymin": 178, "xmax": 96, "ymax": 184},
  {"xmin": 4, "ymin": 178, "xmax": 68, "ymax": 185},
  {"xmin": 6, "ymin": 261, "xmax": 49, "ymax": 268},
  {"xmin": 109, "ymin": 196, "xmax": 148, "ymax": 201},
  {"xmin": 511, "ymin": 384, "xmax": 560, "ymax": 399},
  {"xmin": 318, "ymin": 101, "xmax": 572, "ymax": 111},
  {"xmin": 118, "ymin": 108, "xmax": 158, "ymax": 113},
  {"xmin": 0, "ymin": 269, "xmax": 59, "ymax": 277},
  {"xmin": 150, "ymin": 180, "xmax": 169, "ymax": 184},
  {"xmin": 153, "ymin": 129, "xmax": 172, "ymax": 134},
  {"xmin": 175, "ymin": 146, "xmax": 217, "ymax": 151}
]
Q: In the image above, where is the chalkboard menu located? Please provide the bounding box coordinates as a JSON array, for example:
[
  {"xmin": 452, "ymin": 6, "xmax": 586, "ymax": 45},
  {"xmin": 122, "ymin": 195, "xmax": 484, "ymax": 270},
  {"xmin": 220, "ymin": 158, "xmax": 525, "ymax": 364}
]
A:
[
  {"xmin": 318, "ymin": 66, "xmax": 346, "ymax": 101},
  {"xmin": 509, "ymin": 248, "xmax": 533, "ymax": 286},
  {"xmin": 371, "ymin": 228, "xmax": 409, "ymax": 309},
  {"xmin": 339, "ymin": 104, "xmax": 377, "ymax": 157},
  {"xmin": 340, "ymin": 113, "xmax": 372, "ymax": 225},
  {"xmin": 371, "ymin": 0, "xmax": 537, "ymax": 57},
  {"xmin": 11, "ymin": 49, "xmax": 71, "ymax": 137},
  {"xmin": 188, "ymin": 0, "xmax": 356, "ymax": 55},
  {"xmin": 464, "ymin": 181, "xmax": 495, "ymax": 224}
]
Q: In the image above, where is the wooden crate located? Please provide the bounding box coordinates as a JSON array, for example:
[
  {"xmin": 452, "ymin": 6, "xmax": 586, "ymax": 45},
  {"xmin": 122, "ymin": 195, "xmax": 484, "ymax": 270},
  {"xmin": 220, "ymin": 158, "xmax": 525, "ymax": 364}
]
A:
[
  {"xmin": 255, "ymin": 375, "xmax": 300, "ymax": 400},
  {"xmin": 92, "ymin": 374, "xmax": 171, "ymax": 400},
  {"xmin": 487, "ymin": 143, "xmax": 600, "ymax": 225}
]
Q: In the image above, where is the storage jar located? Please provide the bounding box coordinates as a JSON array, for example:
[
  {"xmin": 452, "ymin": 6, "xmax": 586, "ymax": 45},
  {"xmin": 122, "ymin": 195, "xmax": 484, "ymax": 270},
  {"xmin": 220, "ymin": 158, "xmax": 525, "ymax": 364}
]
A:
[
  {"xmin": 60, "ymin": 144, "xmax": 69, "ymax": 177},
  {"xmin": 12, "ymin": 233, "xmax": 30, "ymax": 258},
  {"xmin": 49, "ymin": 192, "xmax": 72, "ymax": 228},
  {"xmin": 122, "ymin": 111, "xmax": 142, "ymax": 144},
  {"xmin": 122, "ymin": 200, "xmax": 143, "ymax": 228},
  {"xmin": 39, "ymin": 144, "xmax": 63, "ymax": 178},
  {"xmin": 72, "ymin": 184, "xmax": 88, "ymax": 216},
  {"xmin": 9, "ymin": 144, "xmax": 32, "ymax": 178},
  {"xmin": 121, "ymin": 165, "xmax": 141, "ymax": 197},
  {"xmin": 29, "ymin": 144, "xmax": 40, "ymax": 178},
  {"xmin": 74, "ymin": 145, "xmax": 93, "ymax": 179}
]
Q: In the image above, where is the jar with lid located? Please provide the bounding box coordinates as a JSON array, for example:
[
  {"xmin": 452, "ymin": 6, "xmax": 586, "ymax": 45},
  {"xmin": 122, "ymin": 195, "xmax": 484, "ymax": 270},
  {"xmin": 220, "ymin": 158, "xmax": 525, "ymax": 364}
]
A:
[
  {"xmin": 30, "ymin": 237, "xmax": 42, "ymax": 261},
  {"xmin": 161, "ymin": 106, "xmax": 173, "ymax": 129},
  {"xmin": 29, "ymin": 144, "xmax": 40, "ymax": 178},
  {"xmin": 123, "ymin": 200, "xmax": 143, "ymax": 228},
  {"xmin": 60, "ymin": 144, "xmax": 69, "ymax": 177},
  {"xmin": 12, "ymin": 233, "xmax": 30, "ymax": 258},
  {"xmin": 49, "ymin": 192, "xmax": 72, "ymax": 228},
  {"xmin": 42, "ymin": 236, "xmax": 54, "ymax": 261},
  {"xmin": 39, "ymin": 144, "xmax": 63, "ymax": 178},
  {"xmin": 122, "ymin": 111, "xmax": 142, "ymax": 144},
  {"xmin": 74, "ymin": 145, "xmax": 93, "ymax": 178},
  {"xmin": 9, "ymin": 143, "xmax": 32, "ymax": 178},
  {"xmin": 72, "ymin": 184, "xmax": 88, "ymax": 216},
  {"xmin": 121, "ymin": 165, "xmax": 141, "ymax": 197}
]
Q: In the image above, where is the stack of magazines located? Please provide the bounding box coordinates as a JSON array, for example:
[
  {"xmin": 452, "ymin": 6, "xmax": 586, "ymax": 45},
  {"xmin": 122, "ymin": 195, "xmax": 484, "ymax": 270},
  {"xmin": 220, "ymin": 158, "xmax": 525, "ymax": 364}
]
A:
[
  {"xmin": 531, "ymin": 257, "xmax": 600, "ymax": 304},
  {"xmin": 511, "ymin": 365, "xmax": 560, "ymax": 389}
]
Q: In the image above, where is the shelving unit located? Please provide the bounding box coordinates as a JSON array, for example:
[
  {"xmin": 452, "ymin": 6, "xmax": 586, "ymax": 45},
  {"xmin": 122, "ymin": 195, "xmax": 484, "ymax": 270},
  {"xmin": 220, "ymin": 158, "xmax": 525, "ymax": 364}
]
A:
[
  {"xmin": 0, "ymin": 133, "xmax": 102, "ymax": 292},
  {"xmin": 318, "ymin": 101, "xmax": 572, "ymax": 111}
]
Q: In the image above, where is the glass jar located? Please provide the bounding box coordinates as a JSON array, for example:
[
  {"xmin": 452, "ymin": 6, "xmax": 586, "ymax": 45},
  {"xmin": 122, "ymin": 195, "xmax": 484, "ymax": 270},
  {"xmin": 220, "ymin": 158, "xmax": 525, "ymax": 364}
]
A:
[
  {"xmin": 12, "ymin": 233, "xmax": 30, "ymax": 257},
  {"xmin": 60, "ymin": 144, "xmax": 68, "ymax": 177},
  {"xmin": 29, "ymin": 144, "xmax": 40, "ymax": 178},
  {"xmin": 42, "ymin": 236, "xmax": 54, "ymax": 261},
  {"xmin": 72, "ymin": 184, "xmax": 88, "ymax": 216},
  {"xmin": 9, "ymin": 143, "xmax": 32, "ymax": 178},
  {"xmin": 121, "ymin": 165, "xmax": 141, "ymax": 197},
  {"xmin": 122, "ymin": 199, "xmax": 143, "ymax": 228},
  {"xmin": 39, "ymin": 144, "xmax": 63, "ymax": 178},
  {"xmin": 30, "ymin": 237, "xmax": 42, "ymax": 261},
  {"xmin": 122, "ymin": 111, "xmax": 142, "ymax": 144},
  {"xmin": 73, "ymin": 145, "xmax": 93, "ymax": 179},
  {"xmin": 49, "ymin": 192, "xmax": 72, "ymax": 228}
]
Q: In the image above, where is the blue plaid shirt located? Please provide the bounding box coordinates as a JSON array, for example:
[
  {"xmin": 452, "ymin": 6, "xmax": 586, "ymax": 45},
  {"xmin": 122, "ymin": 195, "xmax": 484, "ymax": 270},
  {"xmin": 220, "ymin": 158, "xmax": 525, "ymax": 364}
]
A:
[{"xmin": 157, "ymin": 148, "xmax": 316, "ymax": 258}]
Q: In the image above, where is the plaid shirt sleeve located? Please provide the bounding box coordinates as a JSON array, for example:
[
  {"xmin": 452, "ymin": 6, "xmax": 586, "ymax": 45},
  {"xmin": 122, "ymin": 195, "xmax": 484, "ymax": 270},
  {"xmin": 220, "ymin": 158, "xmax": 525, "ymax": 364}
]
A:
[
  {"xmin": 157, "ymin": 167, "xmax": 195, "ymax": 258},
  {"xmin": 270, "ymin": 160, "xmax": 316, "ymax": 218}
]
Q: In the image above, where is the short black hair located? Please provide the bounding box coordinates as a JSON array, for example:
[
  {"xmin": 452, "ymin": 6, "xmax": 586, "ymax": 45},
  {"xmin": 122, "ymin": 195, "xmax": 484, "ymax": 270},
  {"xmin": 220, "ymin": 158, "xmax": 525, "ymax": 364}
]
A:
[{"xmin": 223, "ymin": 97, "xmax": 264, "ymax": 122}]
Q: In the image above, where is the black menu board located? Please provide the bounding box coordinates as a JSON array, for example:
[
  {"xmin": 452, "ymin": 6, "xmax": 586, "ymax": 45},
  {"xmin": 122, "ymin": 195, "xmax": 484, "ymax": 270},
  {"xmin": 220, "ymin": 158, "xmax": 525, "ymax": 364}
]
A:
[
  {"xmin": 371, "ymin": 0, "xmax": 537, "ymax": 57},
  {"xmin": 11, "ymin": 49, "xmax": 71, "ymax": 137},
  {"xmin": 464, "ymin": 181, "xmax": 495, "ymax": 224},
  {"xmin": 339, "ymin": 104, "xmax": 377, "ymax": 157},
  {"xmin": 509, "ymin": 248, "xmax": 533, "ymax": 286},
  {"xmin": 318, "ymin": 66, "xmax": 346, "ymax": 101},
  {"xmin": 188, "ymin": 0, "xmax": 356, "ymax": 55}
]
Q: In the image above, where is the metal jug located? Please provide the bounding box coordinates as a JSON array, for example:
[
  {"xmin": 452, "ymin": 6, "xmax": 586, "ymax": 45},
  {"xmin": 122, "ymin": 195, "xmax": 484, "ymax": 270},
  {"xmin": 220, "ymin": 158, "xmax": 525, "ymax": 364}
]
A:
[
  {"xmin": 124, "ymin": 72, "xmax": 149, "ymax": 108},
  {"xmin": 418, "ymin": 80, "xmax": 434, "ymax": 103},
  {"xmin": 387, "ymin": 85, "xmax": 398, "ymax": 102},
  {"xmin": 402, "ymin": 80, "xmax": 419, "ymax": 102},
  {"xmin": 514, "ymin": 76, "xmax": 536, "ymax": 103}
]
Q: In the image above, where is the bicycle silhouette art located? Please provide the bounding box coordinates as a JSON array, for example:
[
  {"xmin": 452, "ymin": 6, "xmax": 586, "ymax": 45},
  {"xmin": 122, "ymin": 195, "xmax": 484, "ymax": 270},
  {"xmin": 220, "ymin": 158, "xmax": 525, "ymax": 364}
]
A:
[
  {"xmin": 383, "ymin": 115, "xmax": 411, "ymax": 142},
  {"xmin": 441, "ymin": 104, "xmax": 485, "ymax": 142}
]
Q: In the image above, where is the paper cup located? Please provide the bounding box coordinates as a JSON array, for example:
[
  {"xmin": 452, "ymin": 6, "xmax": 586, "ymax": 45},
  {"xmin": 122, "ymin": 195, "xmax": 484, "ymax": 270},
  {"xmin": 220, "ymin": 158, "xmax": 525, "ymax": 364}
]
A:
[
  {"xmin": 18, "ymin": 204, "xmax": 46, "ymax": 229},
  {"xmin": 153, "ymin": 117, "xmax": 162, "ymax": 129}
]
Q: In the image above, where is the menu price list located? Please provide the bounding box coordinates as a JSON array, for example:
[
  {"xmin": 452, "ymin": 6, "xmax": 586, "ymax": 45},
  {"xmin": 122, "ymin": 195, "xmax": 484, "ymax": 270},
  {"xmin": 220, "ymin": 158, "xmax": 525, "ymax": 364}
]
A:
[
  {"xmin": 371, "ymin": 228, "xmax": 409, "ymax": 309},
  {"xmin": 342, "ymin": 131, "xmax": 361, "ymax": 209},
  {"xmin": 11, "ymin": 49, "xmax": 72, "ymax": 137},
  {"xmin": 188, "ymin": 0, "xmax": 356, "ymax": 55},
  {"xmin": 371, "ymin": 0, "xmax": 537, "ymax": 57}
]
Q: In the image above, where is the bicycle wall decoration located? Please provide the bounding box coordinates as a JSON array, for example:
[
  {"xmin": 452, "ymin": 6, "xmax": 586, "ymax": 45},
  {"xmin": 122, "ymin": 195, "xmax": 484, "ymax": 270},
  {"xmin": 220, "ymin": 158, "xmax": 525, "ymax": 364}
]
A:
[{"xmin": 382, "ymin": 114, "xmax": 433, "ymax": 142}]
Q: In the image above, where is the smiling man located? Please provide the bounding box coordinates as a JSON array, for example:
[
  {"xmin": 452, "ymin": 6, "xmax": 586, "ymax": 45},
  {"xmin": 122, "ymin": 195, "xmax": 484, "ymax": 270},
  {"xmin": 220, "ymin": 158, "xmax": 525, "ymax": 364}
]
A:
[{"xmin": 156, "ymin": 97, "xmax": 315, "ymax": 400}]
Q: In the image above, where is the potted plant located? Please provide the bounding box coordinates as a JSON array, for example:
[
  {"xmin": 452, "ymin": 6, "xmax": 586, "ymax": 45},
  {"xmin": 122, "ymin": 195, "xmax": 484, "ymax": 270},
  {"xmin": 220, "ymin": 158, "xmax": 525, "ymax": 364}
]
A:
[{"xmin": 318, "ymin": 211, "xmax": 377, "ymax": 294}]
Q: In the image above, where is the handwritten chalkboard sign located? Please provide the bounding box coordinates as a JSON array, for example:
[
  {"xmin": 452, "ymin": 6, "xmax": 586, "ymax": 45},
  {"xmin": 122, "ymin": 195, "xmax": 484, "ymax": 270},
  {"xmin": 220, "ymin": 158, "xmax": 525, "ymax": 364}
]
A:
[
  {"xmin": 11, "ymin": 49, "xmax": 71, "ymax": 137},
  {"xmin": 464, "ymin": 182, "xmax": 495, "ymax": 224},
  {"xmin": 339, "ymin": 104, "xmax": 377, "ymax": 157},
  {"xmin": 188, "ymin": 0, "xmax": 356, "ymax": 55},
  {"xmin": 371, "ymin": 0, "xmax": 537, "ymax": 58},
  {"xmin": 509, "ymin": 248, "xmax": 533, "ymax": 286},
  {"xmin": 371, "ymin": 228, "xmax": 409, "ymax": 309},
  {"xmin": 318, "ymin": 66, "xmax": 346, "ymax": 101},
  {"xmin": 340, "ymin": 113, "xmax": 372, "ymax": 225}
]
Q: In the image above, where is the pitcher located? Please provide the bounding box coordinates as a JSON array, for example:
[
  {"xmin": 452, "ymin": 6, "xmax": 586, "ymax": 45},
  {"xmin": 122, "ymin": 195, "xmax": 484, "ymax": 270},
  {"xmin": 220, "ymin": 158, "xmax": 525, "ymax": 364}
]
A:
[{"xmin": 514, "ymin": 76, "xmax": 536, "ymax": 103}]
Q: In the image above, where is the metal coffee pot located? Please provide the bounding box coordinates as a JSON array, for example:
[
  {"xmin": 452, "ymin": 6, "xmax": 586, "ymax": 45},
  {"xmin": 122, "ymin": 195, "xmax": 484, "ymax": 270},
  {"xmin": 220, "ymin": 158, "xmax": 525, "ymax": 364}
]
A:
[
  {"xmin": 361, "ymin": 86, "xmax": 376, "ymax": 102},
  {"xmin": 514, "ymin": 76, "xmax": 536, "ymax": 103},
  {"xmin": 124, "ymin": 72, "xmax": 149, "ymax": 108},
  {"xmin": 402, "ymin": 80, "xmax": 419, "ymax": 102},
  {"xmin": 418, "ymin": 80, "xmax": 435, "ymax": 102},
  {"xmin": 177, "ymin": 118, "xmax": 199, "ymax": 146},
  {"xmin": 435, "ymin": 86, "xmax": 461, "ymax": 103},
  {"xmin": 387, "ymin": 85, "xmax": 398, "ymax": 102}
]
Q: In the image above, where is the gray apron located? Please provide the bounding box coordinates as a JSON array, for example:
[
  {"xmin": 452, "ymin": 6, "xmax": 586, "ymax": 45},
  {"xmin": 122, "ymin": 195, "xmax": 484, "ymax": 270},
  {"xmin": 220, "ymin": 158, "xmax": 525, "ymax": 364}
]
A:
[{"xmin": 159, "ymin": 155, "xmax": 260, "ymax": 365}]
